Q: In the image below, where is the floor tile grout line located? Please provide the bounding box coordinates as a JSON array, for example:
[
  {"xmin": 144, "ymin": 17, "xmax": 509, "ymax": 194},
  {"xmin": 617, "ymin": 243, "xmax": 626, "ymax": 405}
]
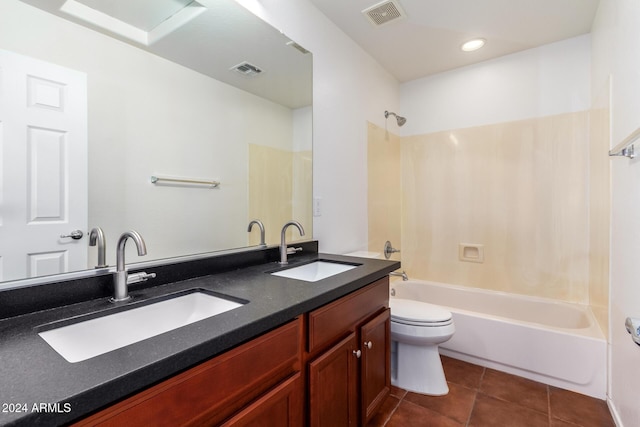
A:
[
  {"xmin": 381, "ymin": 394, "xmax": 402, "ymax": 427},
  {"xmin": 464, "ymin": 390, "xmax": 478, "ymax": 427},
  {"xmin": 395, "ymin": 398, "xmax": 466, "ymax": 426},
  {"xmin": 465, "ymin": 366, "xmax": 486, "ymax": 426},
  {"xmin": 547, "ymin": 385, "xmax": 552, "ymax": 426}
]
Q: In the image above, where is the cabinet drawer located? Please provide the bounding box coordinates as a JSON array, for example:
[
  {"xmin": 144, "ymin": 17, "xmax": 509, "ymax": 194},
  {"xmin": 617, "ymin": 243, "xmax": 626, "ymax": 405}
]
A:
[
  {"xmin": 308, "ymin": 277, "xmax": 388, "ymax": 354},
  {"xmin": 73, "ymin": 318, "xmax": 301, "ymax": 427},
  {"xmin": 221, "ymin": 373, "xmax": 303, "ymax": 426}
]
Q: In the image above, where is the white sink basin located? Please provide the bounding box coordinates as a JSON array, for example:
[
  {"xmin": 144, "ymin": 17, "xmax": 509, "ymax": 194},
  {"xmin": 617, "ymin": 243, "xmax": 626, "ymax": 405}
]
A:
[
  {"xmin": 271, "ymin": 261, "xmax": 357, "ymax": 282},
  {"xmin": 38, "ymin": 291, "xmax": 245, "ymax": 363}
]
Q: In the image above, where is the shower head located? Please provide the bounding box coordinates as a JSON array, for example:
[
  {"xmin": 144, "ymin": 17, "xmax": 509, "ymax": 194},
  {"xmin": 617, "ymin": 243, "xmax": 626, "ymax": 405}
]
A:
[{"xmin": 385, "ymin": 110, "xmax": 407, "ymax": 127}]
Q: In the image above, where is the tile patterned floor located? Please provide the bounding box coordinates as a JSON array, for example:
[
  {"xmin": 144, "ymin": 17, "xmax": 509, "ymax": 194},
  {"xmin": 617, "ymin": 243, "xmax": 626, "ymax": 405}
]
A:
[{"xmin": 367, "ymin": 356, "xmax": 615, "ymax": 427}]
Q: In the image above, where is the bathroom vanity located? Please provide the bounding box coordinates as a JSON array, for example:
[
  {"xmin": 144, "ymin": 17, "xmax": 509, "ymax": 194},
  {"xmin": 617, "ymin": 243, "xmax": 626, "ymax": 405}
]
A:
[{"xmin": 0, "ymin": 242, "xmax": 399, "ymax": 426}]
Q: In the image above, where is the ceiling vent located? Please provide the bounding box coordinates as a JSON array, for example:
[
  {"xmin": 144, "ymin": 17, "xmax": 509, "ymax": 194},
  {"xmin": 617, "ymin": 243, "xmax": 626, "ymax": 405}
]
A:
[
  {"xmin": 362, "ymin": 0, "xmax": 406, "ymax": 27},
  {"xmin": 230, "ymin": 62, "xmax": 263, "ymax": 77}
]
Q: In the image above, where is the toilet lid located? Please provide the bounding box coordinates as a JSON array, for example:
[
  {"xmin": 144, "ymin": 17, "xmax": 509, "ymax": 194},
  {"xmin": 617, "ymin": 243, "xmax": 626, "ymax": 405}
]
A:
[{"xmin": 389, "ymin": 298, "xmax": 452, "ymax": 324}]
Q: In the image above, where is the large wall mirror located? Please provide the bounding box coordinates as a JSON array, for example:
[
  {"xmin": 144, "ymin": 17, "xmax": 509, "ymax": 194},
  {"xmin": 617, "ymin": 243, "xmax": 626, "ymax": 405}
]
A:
[{"xmin": 0, "ymin": 0, "xmax": 313, "ymax": 288}]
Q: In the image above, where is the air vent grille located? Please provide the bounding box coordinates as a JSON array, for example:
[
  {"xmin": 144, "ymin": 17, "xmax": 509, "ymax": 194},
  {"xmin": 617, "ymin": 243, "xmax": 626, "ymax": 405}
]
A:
[
  {"xmin": 230, "ymin": 62, "xmax": 263, "ymax": 77},
  {"xmin": 362, "ymin": 0, "xmax": 406, "ymax": 27}
]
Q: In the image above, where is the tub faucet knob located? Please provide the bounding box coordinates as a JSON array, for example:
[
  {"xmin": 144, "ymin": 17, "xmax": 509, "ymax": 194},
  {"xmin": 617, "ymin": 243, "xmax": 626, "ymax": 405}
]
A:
[{"xmin": 384, "ymin": 240, "xmax": 400, "ymax": 259}]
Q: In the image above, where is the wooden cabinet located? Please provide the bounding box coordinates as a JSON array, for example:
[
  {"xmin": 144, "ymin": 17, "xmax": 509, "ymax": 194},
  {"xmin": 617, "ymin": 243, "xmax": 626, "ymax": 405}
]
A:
[
  {"xmin": 73, "ymin": 319, "xmax": 302, "ymax": 427},
  {"xmin": 307, "ymin": 278, "xmax": 391, "ymax": 426},
  {"xmin": 361, "ymin": 309, "xmax": 391, "ymax": 423},
  {"xmin": 73, "ymin": 277, "xmax": 390, "ymax": 427},
  {"xmin": 309, "ymin": 333, "xmax": 359, "ymax": 426},
  {"xmin": 221, "ymin": 373, "xmax": 303, "ymax": 427}
]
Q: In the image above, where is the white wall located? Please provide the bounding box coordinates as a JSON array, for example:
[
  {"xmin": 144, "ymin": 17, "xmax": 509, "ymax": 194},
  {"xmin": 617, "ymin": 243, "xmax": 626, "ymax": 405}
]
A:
[
  {"xmin": 401, "ymin": 35, "xmax": 591, "ymax": 136},
  {"xmin": 592, "ymin": 1, "xmax": 640, "ymax": 425},
  {"xmin": 0, "ymin": 0, "xmax": 295, "ymax": 265},
  {"xmin": 238, "ymin": 0, "xmax": 400, "ymax": 254}
]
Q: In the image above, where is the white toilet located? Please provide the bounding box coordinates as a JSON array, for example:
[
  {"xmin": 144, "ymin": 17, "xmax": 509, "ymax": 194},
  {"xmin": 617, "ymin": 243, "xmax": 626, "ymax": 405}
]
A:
[{"xmin": 390, "ymin": 298, "xmax": 455, "ymax": 396}]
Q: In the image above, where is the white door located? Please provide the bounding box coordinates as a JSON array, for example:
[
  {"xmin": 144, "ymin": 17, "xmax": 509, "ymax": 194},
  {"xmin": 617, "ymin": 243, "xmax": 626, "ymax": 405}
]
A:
[{"xmin": 0, "ymin": 50, "xmax": 88, "ymax": 282}]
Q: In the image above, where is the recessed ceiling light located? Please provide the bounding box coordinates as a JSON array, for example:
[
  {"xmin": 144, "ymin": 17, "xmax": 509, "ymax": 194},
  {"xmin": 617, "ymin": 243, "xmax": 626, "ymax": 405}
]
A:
[{"xmin": 461, "ymin": 38, "xmax": 486, "ymax": 52}]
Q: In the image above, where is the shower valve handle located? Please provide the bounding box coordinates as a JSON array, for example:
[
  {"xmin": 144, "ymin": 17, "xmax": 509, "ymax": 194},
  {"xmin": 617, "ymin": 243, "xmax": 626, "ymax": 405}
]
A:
[{"xmin": 384, "ymin": 241, "xmax": 400, "ymax": 259}]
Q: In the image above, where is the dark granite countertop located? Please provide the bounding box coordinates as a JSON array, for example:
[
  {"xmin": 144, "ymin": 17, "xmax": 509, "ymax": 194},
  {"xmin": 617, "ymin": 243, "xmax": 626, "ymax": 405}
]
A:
[{"xmin": 0, "ymin": 247, "xmax": 399, "ymax": 426}]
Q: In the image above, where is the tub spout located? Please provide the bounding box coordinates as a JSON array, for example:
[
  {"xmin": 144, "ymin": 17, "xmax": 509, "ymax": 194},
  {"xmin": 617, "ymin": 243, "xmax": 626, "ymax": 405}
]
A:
[{"xmin": 390, "ymin": 270, "xmax": 408, "ymax": 281}]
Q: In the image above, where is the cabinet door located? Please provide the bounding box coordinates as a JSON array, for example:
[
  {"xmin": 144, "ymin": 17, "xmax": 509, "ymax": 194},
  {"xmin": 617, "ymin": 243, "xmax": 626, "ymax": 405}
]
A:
[
  {"xmin": 72, "ymin": 319, "xmax": 301, "ymax": 427},
  {"xmin": 361, "ymin": 309, "xmax": 391, "ymax": 425},
  {"xmin": 221, "ymin": 373, "xmax": 302, "ymax": 427},
  {"xmin": 309, "ymin": 333, "xmax": 359, "ymax": 427}
]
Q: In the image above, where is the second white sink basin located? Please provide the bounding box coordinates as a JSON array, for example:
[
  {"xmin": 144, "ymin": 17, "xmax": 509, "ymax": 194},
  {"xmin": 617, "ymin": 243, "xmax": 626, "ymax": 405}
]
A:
[
  {"xmin": 271, "ymin": 261, "xmax": 358, "ymax": 282},
  {"xmin": 38, "ymin": 291, "xmax": 245, "ymax": 363}
]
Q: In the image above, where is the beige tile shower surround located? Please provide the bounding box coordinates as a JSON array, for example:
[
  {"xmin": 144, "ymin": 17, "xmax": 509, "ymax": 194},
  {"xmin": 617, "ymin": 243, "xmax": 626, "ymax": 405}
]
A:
[
  {"xmin": 368, "ymin": 111, "xmax": 609, "ymax": 335},
  {"xmin": 249, "ymin": 144, "xmax": 312, "ymax": 246},
  {"xmin": 368, "ymin": 123, "xmax": 402, "ymax": 263}
]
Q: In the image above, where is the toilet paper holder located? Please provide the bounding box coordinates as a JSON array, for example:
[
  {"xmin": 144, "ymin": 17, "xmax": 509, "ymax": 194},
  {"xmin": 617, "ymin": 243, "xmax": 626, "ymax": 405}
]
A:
[{"xmin": 625, "ymin": 317, "xmax": 640, "ymax": 346}]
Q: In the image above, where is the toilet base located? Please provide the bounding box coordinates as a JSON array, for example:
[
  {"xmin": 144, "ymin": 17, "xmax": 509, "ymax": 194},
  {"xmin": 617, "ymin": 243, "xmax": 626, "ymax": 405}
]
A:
[{"xmin": 392, "ymin": 341, "xmax": 449, "ymax": 396}]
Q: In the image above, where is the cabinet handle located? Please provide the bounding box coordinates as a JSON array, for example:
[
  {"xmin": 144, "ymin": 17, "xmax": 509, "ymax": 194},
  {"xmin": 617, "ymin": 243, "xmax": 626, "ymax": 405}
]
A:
[
  {"xmin": 353, "ymin": 349, "xmax": 362, "ymax": 358},
  {"xmin": 364, "ymin": 341, "xmax": 373, "ymax": 349}
]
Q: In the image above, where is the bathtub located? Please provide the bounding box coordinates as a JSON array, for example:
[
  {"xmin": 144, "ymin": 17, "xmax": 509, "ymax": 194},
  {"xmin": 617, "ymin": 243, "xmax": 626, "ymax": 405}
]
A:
[{"xmin": 390, "ymin": 279, "xmax": 607, "ymax": 399}]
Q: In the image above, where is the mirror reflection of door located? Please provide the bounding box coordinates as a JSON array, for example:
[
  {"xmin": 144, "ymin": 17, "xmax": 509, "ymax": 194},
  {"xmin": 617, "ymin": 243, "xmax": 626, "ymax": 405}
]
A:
[{"xmin": 0, "ymin": 50, "xmax": 88, "ymax": 281}]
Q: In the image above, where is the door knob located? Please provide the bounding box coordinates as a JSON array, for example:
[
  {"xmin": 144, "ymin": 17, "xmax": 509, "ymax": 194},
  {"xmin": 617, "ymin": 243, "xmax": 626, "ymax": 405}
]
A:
[
  {"xmin": 60, "ymin": 230, "xmax": 84, "ymax": 240},
  {"xmin": 364, "ymin": 341, "xmax": 373, "ymax": 349},
  {"xmin": 353, "ymin": 350, "xmax": 362, "ymax": 358}
]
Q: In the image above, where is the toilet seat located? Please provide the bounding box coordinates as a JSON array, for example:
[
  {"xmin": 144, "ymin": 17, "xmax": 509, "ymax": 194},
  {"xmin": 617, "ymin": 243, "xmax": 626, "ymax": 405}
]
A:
[{"xmin": 390, "ymin": 298, "xmax": 453, "ymax": 327}]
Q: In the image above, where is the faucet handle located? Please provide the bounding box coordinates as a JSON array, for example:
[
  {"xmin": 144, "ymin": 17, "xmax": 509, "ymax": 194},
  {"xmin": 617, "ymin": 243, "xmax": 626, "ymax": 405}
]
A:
[
  {"xmin": 286, "ymin": 247, "xmax": 303, "ymax": 255},
  {"xmin": 383, "ymin": 241, "xmax": 400, "ymax": 259},
  {"xmin": 127, "ymin": 271, "xmax": 156, "ymax": 285}
]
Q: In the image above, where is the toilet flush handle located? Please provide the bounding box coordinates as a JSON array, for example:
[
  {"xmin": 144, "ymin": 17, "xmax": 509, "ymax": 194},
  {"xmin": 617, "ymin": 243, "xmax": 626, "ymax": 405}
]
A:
[{"xmin": 364, "ymin": 341, "xmax": 373, "ymax": 349}]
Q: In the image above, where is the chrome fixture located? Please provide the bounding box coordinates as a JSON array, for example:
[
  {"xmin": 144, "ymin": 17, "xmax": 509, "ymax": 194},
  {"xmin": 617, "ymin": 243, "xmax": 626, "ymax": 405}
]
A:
[
  {"xmin": 384, "ymin": 240, "xmax": 400, "ymax": 259},
  {"xmin": 150, "ymin": 175, "xmax": 220, "ymax": 188},
  {"xmin": 112, "ymin": 230, "xmax": 155, "ymax": 303},
  {"xmin": 247, "ymin": 220, "xmax": 266, "ymax": 247},
  {"xmin": 609, "ymin": 126, "xmax": 640, "ymax": 159},
  {"xmin": 89, "ymin": 227, "xmax": 108, "ymax": 269},
  {"xmin": 384, "ymin": 110, "xmax": 407, "ymax": 127},
  {"xmin": 390, "ymin": 270, "xmax": 408, "ymax": 281},
  {"xmin": 626, "ymin": 317, "xmax": 640, "ymax": 346},
  {"xmin": 60, "ymin": 230, "xmax": 84, "ymax": 240},
  {"xmin": 279, "ymin": 221, "xmax": 305, "ymax": 265}
]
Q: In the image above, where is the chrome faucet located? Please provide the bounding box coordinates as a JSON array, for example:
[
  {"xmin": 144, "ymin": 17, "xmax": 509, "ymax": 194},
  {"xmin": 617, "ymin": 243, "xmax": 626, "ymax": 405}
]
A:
[
  {"xmin": 279, "ymin": 220, "xmax": 305, "ymax": 265},
  {"xmin": 112, "ymin": 230, "xmax": 154, "ymax": 302},
  {"xmin": 247, "ymin": 219, "xmax": 266, "ymax": 247},
  {"xmin": 390, "ymin": 270, "xmax": 409, "ymax": 281},
  {"xmin": 89, "ymin": 227, "xmax": 107, "ymax": 269}
]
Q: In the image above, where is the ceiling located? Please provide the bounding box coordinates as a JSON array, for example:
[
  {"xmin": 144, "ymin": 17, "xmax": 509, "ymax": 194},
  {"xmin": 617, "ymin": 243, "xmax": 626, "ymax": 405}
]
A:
[
  {"xmin": 309, "ymin": 0, "xmax": 601, "ymax": 82},
  {"xmin": 19, "ymin": 0, "xmax": 600, "ymax": 102},
  {"xmin": 20, "ymin": 0, "xmax": 312, "ymax": 109}
]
